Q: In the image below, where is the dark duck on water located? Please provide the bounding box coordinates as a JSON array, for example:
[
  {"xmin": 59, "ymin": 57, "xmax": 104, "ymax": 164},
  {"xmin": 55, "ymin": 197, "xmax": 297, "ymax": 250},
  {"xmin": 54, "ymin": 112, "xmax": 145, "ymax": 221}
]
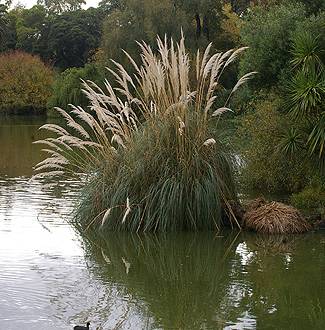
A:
[{"xmin": 74, "ymin": 322, "xmax": 90, "ymax": 330}]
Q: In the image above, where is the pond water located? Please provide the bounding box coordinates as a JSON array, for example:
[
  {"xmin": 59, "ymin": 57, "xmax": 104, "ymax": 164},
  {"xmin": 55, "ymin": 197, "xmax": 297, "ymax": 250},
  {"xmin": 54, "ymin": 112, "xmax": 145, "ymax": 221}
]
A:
[{"xmin": 0, "ymin": 116, "xmax": 324, "ymax": 330}]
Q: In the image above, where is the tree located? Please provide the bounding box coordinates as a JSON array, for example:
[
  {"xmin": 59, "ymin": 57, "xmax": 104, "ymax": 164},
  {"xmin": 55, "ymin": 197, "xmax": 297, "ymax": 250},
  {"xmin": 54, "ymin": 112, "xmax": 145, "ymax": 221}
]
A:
[
  {"xmin": 0, "ymin": 4, "xmax": 8, "ymax": 46},
  {"xmin": 0, "ymin": 7, "xmax": 17, "ymax": 51},
  {"xmin": 97, "ymin": 0, "xmax": 121, "ymax": 12},
  {"xmin": 14, "ymin": 5, "xmax": 47, "ymax": 53},
  {"xmin": 37, "ymin": 0, "xmax": 86, "ymax": 14},
  {"xmin": 224, "ymin": 0, "xmax": 250, "ymax": 14},
  {"xmin": 101, "ymin": 0, "xmax": 226, "ymax": 68},
  {"xmin": 239, "ymin": 3, "xmax": 306, "ymax": 89},
  {"xmin": 101, "ymin": 0, "xmax": 188, "ymax": 67},
  {"xmin": 177, "ymin": 0, "xmax": 223, "ymax": 43},
  {"xmin": 255, "ymin": 11, "xmax": 325, "ymax": 176},
  {"xmin": 297, "ymin": 0, "xmax": 325, "ymax": 15},
  {"xmin": 1, "ymin": 4, "xmax": 104, "ymax": 69},
  {"xmin": 41, "ymin": 8, "xmax": 103, "ymax": 69},
  {"xmin": 221, "ymin": 3, "xmax": 243, "ymax": 45},
  {"xmin": 237, "ymin": 96, "xmax": 309, "ymax": 194}
]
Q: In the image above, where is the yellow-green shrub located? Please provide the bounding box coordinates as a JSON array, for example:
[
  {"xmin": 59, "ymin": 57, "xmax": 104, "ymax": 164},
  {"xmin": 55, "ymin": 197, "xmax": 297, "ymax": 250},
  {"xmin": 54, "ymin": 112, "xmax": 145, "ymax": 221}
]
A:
[
  {"xmin": 237, "ymin": 96, "xmax": 309, "ymax": 194},
  {"xmin": 0, "ymin": 51, "xmax": 53, "ymax": 114}
]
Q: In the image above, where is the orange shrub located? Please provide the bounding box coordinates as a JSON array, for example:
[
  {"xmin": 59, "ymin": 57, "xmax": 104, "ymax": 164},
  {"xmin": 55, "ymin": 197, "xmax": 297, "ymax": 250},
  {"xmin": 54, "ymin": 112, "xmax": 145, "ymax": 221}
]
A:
[{"xmin": 0, "ymin": 51, "xmax": 53, "ymax": 114}]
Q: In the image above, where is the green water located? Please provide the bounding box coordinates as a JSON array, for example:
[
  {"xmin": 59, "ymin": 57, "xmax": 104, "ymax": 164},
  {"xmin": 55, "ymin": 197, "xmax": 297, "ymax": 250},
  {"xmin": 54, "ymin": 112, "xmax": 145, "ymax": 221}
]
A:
[{"xmin": 0, "ymin": 117, "xmax": 324, "ymax": 330}]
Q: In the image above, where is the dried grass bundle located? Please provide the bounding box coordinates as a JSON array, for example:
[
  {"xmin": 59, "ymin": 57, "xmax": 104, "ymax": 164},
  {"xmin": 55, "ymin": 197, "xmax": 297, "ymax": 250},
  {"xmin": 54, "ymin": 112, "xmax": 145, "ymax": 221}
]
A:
[{"xmin": 244, "ymin": 200, "xmax": 311, "ymax": 234}]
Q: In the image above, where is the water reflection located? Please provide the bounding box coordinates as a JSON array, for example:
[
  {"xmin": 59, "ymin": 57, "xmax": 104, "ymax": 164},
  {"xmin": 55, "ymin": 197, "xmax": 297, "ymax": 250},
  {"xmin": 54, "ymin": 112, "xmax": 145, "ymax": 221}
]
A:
[
  {"xmin": 234, "ymin": 234, "xmax": 325, "ymax": 330},
  {"xmin": 82, "ymin": 232, "xmax": 245, "ymax": 329},
  {"xmin": 0, "ymin": 116, "xmax": 48, "ymax": 177},
  {"xmin": 81, "ymin": 231, "xmax": 325, "ymax": 329}
]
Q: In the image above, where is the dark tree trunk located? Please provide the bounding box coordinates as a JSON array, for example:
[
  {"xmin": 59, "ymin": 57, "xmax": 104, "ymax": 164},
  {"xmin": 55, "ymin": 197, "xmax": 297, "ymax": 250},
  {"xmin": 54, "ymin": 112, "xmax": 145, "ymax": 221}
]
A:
[
  {"xmin": 202, "ymin": 15, "xmax": 209, "ymax": 41},
  {"xmin": 195, "ymin": 13, "xmax": 201, "ymax": 39}
]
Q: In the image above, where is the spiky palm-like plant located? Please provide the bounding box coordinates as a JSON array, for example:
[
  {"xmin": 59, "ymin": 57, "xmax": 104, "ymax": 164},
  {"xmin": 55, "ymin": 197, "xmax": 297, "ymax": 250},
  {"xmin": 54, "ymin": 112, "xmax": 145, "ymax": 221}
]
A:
[
  {"xmin": 34, "ymin": 36, "xmax": 254, "ymax": 232},
  {"xmin": 290, "ymin": 32, "xmax": 323, "ymax": 73},
  {"xmin": 286, "ymin": 31, "xmax": 325, "ymax": 160}
]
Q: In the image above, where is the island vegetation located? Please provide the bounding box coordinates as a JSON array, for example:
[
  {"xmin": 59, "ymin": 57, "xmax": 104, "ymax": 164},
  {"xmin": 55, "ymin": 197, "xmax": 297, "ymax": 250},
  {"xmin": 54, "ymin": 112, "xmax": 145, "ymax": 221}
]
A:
[
  {"xmin": 0, "ymin": 0, "xmax": 324, "ymax": 231},
  {"xmin": 34, "ymin": 37, "xmax": 254, "ymax": 231}
]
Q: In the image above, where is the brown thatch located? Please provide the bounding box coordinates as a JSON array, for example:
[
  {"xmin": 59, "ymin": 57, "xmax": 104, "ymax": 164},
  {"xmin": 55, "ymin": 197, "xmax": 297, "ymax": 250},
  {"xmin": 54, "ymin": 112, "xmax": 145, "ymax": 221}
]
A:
[{"xmin": 244, "ymin": 200, "xmax": 311, "ymax": 234}]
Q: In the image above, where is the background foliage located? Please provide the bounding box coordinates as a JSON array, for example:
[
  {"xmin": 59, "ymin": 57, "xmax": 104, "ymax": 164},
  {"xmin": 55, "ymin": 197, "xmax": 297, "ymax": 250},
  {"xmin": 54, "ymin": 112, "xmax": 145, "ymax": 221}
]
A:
[
  {"xmin": 0, "ymin": 0, "xmax": 324, "ymax": 214},
  {"xmin": 48, "ymin": 63, "xmax": 106, "ymax": 110},
  {"xmin": 236, "ymin": 96, "xmax": 309, "ymax": 194}
]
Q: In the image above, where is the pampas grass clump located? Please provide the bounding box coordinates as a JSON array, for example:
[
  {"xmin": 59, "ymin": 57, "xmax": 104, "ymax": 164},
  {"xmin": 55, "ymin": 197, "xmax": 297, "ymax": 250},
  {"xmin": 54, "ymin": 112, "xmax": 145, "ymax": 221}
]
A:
[
  {"xmin": 244, "ymin": 199, "xmax": 311, "ymax": 234},
  {"xmin": 33, "ymin": 36, "xmax": 254, "ymax": 232}
]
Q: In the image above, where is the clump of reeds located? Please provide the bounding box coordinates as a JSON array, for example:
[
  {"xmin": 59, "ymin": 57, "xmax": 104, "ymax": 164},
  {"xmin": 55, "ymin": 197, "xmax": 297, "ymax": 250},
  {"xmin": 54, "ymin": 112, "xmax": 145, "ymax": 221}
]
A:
[
  {"xmin": 244, "ymin": 199, "xmax": 311, "ymax": 234},
  {"xmin": 33, "ymin": 36, "xmax": 254, "ymax": 232}
]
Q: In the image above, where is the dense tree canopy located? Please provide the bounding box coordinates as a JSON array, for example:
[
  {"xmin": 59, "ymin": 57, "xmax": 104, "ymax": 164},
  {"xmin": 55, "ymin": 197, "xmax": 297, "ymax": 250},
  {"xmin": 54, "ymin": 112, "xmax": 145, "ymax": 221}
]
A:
[
  {"xmin": 101, "ymin": 0, "xmax": 227, "ymax": 67},
  {"xmin": 1, "ymin": 0, "xmax": 323, "ymax": 72},
  {"xmin": 13, "ymin": 5, "xmax": 47, "ymax": 53},
  {"xmin": 45, "ymin": 8, "xmax": 103, "ymax": 68},
  {"xmin": 37, "ymin": 0, "xmax": 86, "ymax": 14},
  {"xmin": 0, "ymin": 4, "xmax": 8, "ymax": 46},
  {"xmin": 1, "ymin": 5, "xmax": 103, "ymax": 69},
  {"xmin": 236, "ymin": 0, "xmax": 325, "ymax": 201},
  {"xmin": 239, "ymin": 3, "xmax": 307, "ymax": 89}
]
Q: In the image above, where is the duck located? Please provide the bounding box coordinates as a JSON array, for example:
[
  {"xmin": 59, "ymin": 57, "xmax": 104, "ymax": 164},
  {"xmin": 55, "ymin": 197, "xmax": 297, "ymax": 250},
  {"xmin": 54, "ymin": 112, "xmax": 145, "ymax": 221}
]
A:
[{"xmin": 74, "ymin": 322, "xmax": 90, "ymax": 330}]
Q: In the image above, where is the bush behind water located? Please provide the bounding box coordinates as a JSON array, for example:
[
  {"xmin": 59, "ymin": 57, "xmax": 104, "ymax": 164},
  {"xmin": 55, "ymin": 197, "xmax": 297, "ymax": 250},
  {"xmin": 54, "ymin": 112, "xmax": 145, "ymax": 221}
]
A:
[{"xmin": 0, "ymin": 51, "xmax": 53, "ymax": 114}]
